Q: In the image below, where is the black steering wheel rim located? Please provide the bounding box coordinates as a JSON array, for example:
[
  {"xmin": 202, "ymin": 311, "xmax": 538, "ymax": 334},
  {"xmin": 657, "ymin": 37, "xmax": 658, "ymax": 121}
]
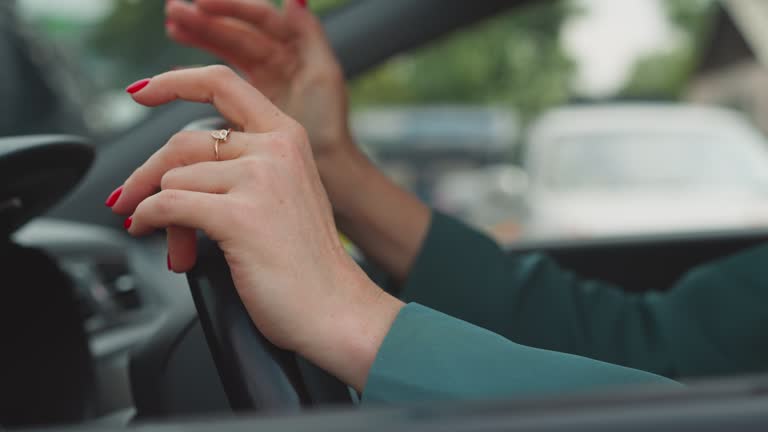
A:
[{"xmin": 187, "ymin": 236, "xmax": 354, "ymax": 412}]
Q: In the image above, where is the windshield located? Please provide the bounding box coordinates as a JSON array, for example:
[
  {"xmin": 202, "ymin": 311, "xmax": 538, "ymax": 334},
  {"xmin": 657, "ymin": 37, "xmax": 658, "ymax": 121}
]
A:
[
  {"xmin": 544, "ymin": 132, "xmax": 767, "ymax": 191},
  {"xmin": 11, "ymin": 0, "xmax": 768, "ymax": 240}
]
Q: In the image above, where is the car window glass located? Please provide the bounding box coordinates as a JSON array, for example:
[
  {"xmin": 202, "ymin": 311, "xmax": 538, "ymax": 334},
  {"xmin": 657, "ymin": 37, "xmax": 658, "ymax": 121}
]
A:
[{"xmin": 349, "ymin": 0, "xmax": 768, "ymax": 243}]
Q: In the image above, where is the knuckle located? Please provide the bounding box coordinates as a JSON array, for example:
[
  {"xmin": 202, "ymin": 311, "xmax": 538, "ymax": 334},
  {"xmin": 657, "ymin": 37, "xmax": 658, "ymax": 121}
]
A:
[
  {"xmin": 267, "ymin": 133, "xmax": 293, "ymax": 151},
  {"xmin": 270, "ymin": 129, "xmax": 307, "ymax": 160},
  {"xmin": 160, "ymin": 167, "xmax": 180, "ymax": 190},
  {"xmin": 263, "ymin": 137, "xmax": 299, "ymax": 167},
  {"xmin": 132, "ymin": 195, "xmax": 153, "ymax": 219},
  {"xmin": 153, "ymin": 189, "xmax": 185, "ymax": 216},
  {"xmin": 126, "ymin": 165, "xmax": 147, "ymax": 187},
  {"xmin": 284, "ymin": 121, "xmax": 309, "ymax": 143},
  {"xmin": 163, "ymin": 131, "xmax": 199, "ymax": 167},
  {"xmin": 275, "ymin": 129, "xmax": 309, "ymax": 162},
  {"xmin": 161, "ymin": 188, "xmax": 186, "ymax": 203},
  {"xmin": 239, "ymin": 157, "xmax": 269, "ymax": 180},
  {"xmin": 166, "ymin": 130, "xmax": 194, "ymax": 152},
  {"xmin": 206, "ymin": 64, "xmax": 236, "ymax": 85}
]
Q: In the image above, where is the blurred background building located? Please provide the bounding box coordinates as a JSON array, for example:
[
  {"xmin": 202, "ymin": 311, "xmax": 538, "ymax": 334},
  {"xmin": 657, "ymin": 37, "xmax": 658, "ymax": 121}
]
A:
[{"xmin": 688, "ymin": 1, "xmax": 768, "ymax": 133}]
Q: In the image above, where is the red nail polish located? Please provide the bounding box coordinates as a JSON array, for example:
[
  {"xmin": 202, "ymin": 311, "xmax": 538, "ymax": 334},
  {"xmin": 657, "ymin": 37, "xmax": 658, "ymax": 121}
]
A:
[
  {"xmin": 126, "ymin": 78, "xmax": 150, "ymax": 94},
  {"xmin": 298, "ymin": 0, "xmax": 307, "ymax": 8},
  {"xmin": 105, "ymin": 185, "xmax": 123, "ymax": 207},
  {"xmin": 124, "ymin": 217, "xmax": 133, "ymax": 230},
  {"xmin": 167, "ymin": 253, "xmax": 173, "ymax": 271}
]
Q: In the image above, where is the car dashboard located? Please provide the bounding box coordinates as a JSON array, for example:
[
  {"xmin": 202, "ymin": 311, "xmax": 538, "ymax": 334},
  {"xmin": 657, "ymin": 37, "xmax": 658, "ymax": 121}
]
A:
[{"xmin": 12, "ymin": 218, "xmax": 193, "ymax": 418}]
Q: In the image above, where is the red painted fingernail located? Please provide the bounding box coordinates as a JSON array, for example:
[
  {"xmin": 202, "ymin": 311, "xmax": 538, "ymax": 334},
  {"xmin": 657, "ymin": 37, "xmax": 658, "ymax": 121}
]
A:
[
  {"xmin": 124, "ymin": 217, "xmax": 133, "ymax": 230},
  {"xmin": 167, "ymin": 253, "xmax": 173, "ymax": 271},
  {"xmin": 126, "ymin": 78, "xmax": 150, "ymax": 94},
  {"xmin": 298, "ymin": 0, "xmax": 307, "ymax": 8},
  {"xmin": 105, "ymin": 186, "xmax": 123, "ymax": 207}
]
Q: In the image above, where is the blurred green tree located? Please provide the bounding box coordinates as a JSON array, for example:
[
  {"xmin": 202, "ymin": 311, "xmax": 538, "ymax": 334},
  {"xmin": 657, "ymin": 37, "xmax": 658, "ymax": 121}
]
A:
[
  {"xmin": 76, "ymin": 0, "xmax": 721, "ymax": 119},
  {"xmin": 88, "ymin": 0, "xmax": 211, "ymax": 86},
  {"xmin": 350, "ymin": 1, "xmax": 577, "ymax": 122},
  {"xmin": 88, "ymin": 0, "xmax": 350, "ymax": 86},
  {"xmin": 89, "ymin": 0, "xmax": 576, "ymax": 122},
  {"xmin": 619, "ymin": 0, "xmax": 715, "ymax": 99}
]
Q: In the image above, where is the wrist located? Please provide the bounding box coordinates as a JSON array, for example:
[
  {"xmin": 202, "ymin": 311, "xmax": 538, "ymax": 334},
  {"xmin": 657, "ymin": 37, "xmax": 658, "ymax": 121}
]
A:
[
  {"xmin": 339, "ymin": 285, "xmax": 405, "ymax": 392},
  {"xmin": 315, "ymin": 139, "xmax": 376, "ymax": 218},
  {"xmin": 297, "ymin": 262, "xmax": 405, "ymax": 392}
]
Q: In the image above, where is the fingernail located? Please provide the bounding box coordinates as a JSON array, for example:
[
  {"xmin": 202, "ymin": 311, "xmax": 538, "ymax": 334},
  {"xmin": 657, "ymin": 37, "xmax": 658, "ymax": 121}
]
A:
[
  {"xmin": 126, "ymin": 78, "xmax": 150, "ymax": 94},
  {"xmin": 124, "ymin": 217, "xmax": 133, "ymax": 230},
  {"xmin": 167, "ymin": 253, "xmax": 173, "ymax": 271},
  {"xmin": 105, "ymin": 185, "xmax": 123, "ymax": 207},
  {"xmin": 298, "ymin": 0, "xmax": 307, "ymax": 8}
]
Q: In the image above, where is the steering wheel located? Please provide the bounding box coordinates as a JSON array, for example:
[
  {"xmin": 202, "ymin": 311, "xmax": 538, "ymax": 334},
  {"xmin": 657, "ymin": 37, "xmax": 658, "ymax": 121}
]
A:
[
  {"xmin": 183, "ymin": 119, "xmax": 353, "ymax": 412},
  {"xmin": 0, "ymin": 135, "xmax": 93, "ymax": 237}
]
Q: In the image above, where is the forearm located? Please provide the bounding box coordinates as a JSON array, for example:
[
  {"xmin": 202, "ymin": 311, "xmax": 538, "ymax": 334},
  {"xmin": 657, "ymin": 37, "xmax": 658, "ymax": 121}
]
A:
[
  {"xmin": 397, "ymin": 211, "xmax": 768, "ymax": 378},
  {"xmin": 363, "ymin": 303, "xmax": 680, "ymax": 402},
  {"xmin": 396, "ymin": 212, "xmax": 680, "ymax": 375},
  {"xmin": 317, "ymin": 139, "xmax": 431, "ymax": 283}
]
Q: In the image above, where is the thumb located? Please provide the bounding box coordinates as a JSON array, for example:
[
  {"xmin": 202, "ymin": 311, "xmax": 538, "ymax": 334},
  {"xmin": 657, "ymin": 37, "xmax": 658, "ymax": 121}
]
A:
[
  {"xmin": 284, "ymin": 0, "xmax": 308, "ymax": 15},
  {"xmin": 284, "ymin": 0, "xmax": 335, "ymax": 55},
  {"xmin": 284, "ymin": 0, "xmax": 320, "ymax": 34}
]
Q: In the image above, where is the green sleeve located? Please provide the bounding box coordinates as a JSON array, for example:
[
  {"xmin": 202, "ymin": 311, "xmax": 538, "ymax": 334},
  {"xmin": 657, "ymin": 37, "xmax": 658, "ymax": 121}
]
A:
[
  {"xmin": 398, "ymin": 212, "xmax": 768, "ymax": 378},
  {"xmin": 363, "ymin": 303, "xmax": 679, "ymax": 403}
]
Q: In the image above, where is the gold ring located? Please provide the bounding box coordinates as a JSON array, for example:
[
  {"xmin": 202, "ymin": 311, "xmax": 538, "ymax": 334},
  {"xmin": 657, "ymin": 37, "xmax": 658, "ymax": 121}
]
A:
[{"xmin": 212, "ymin": 128, "xmax": 232, "ymax": 161}]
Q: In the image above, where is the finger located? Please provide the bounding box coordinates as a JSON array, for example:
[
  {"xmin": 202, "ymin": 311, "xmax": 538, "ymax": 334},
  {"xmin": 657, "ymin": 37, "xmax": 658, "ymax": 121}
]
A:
[
  {"xmin": 128, "ymin": 65, "xmax": 290, "ymax": 132},
  {"xmin": 280, "ymin": 0, "xmax": 339, "ymax": 62},
  {"xmin": 161, "ymin": 160, "xmax": 244, "ymax": 194},
  {"xmin": 112, "ymin": 130, "xmax": 252, "ymax": 215},
  {"xmin": 167, "ymin": 226, "xmax": 197, "ymax": 273},
  {"xmin": 196, "ymin": 0, "xmax": 294, "ymax": 40},
  {"xmin": 167, "ymin": 0, "xmax": 279, "ymax": 64},
  {"xmin": 129, "ymin": 189, "xmax": 229, "ymax": 242},
  {"xmin": 161, "ymin": 160, "xmax": 248, "ymax": 274},
  {"xmin": 167, "ymin": 24, "xmax": 271, "ymax": 70}
]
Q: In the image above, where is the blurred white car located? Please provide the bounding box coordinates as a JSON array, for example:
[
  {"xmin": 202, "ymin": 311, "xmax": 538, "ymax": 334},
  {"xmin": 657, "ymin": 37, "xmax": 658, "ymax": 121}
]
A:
[{"xmin": 522, "ymin": 104, "xmax": 768, "ymax": 239}]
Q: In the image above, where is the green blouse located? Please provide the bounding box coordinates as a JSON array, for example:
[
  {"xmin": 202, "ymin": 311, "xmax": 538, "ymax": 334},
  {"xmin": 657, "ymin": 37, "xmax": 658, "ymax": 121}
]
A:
[{"xmin": 363, "ymin": 212, "xmax": 768, "ymax": 402}]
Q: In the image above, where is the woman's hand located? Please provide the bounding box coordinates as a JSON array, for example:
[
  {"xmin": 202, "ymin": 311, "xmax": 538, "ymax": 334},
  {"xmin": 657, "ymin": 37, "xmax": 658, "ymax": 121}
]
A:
[
  {"xmin": 165, "ymin": 0, "xmax": 433, "ymax": 282},
  {"xmin": 165, "ymin": 0, "xmax": 353, "ymax": 162},
  {"xmin": 110, "ymin": 66, "xmax": 403, "ymax": 391}
]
